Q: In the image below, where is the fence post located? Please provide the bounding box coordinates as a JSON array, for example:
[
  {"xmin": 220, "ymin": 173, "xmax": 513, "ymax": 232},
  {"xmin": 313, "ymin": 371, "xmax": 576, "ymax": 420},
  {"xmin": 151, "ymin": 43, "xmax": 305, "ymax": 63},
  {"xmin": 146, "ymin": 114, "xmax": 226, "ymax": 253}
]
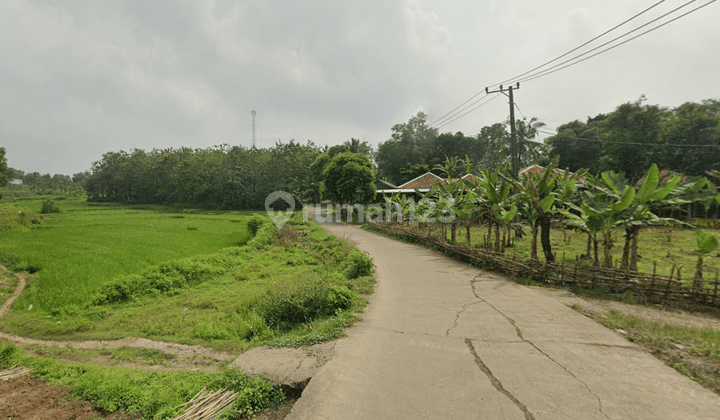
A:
[{"xmin": 560, "ymin": 252, "xmax": 565, "ymax": 283}]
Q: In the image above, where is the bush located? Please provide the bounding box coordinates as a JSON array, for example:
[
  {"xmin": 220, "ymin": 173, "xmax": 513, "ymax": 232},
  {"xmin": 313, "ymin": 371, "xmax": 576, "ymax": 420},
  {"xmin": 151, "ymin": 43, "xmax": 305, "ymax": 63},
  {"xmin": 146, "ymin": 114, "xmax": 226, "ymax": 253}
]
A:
[
  {"xmin": 246, "ymin": 222, "xmax": 279, "ymax": 250},
  {"xmin": 346, "ymin": 250, "xmax": 374, "ymax": 279},
  {"xmin": 255, "ymin": 277, "xmax": 354, "ymax": 330},
  {"xmin": 211, "ymin": 370, "xmax": 286, "ymax": 419},
  {"xmin": 247, "ymin": 214, "xmax": 265, "ymax": 237},
  {"xmin": 40, "ymin": 200, "xmax": 60, "ymax": 214}
]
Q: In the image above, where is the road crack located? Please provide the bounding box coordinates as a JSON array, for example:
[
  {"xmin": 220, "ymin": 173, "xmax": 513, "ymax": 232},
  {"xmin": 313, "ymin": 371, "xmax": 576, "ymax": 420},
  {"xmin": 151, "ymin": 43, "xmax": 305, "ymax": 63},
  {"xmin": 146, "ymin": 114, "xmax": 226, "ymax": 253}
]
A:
[
  {"xmin": 445, "ymin": 300, "xmax": 482, "ymax": 336},
  {"xmin": 465, "ymin": 338, "xmax": 535, "ymax": 420},
  {"xmin": 469, "ymin": 278, "xmax": 610, "ymax": 420}
]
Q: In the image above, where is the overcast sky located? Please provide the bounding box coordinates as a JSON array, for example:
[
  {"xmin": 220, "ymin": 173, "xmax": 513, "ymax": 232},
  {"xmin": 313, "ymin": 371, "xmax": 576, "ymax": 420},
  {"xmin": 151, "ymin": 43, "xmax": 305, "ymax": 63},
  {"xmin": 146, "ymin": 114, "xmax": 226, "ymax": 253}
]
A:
[{"xmin": 2, "ymin": 0, "xmax": 718, "ymax": 175}]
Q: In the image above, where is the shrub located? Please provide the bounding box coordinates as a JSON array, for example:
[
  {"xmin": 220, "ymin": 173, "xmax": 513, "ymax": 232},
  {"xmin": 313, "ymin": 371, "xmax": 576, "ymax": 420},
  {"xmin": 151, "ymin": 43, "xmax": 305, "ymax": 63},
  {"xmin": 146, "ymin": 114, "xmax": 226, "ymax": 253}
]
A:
[
  {"xmin": 246, "ymin": 222, "xmax": 279, "ymax": 250},
  {"xmin": 346, "ymin": 250, "xmax": 374, "ymax": 279},
  {"xmin": 246, "ymin": 214, "xmax": 265, "ymax": 237},
  {"xmin": 211, "ymin": 370, "xmax": 286, "ymax": 419},
  {"xmin": 255, "ymin": 277, "xmax": 354, "ymax": 330},
  {"xmin": 40, "ymin": 200, "xmax": 60, "ymax": 214}
]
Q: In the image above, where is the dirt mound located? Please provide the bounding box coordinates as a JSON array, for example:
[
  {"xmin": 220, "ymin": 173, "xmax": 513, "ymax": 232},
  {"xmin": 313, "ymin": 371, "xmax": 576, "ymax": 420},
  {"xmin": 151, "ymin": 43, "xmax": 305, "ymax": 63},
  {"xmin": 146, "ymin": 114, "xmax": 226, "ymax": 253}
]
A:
[
  {"xmin": 230, "ymin": 341, "xmax": 335, "ymax": 383},
  {"xmin": 0, "ymin": 376, "xmax": 112, "ymax": 420}
]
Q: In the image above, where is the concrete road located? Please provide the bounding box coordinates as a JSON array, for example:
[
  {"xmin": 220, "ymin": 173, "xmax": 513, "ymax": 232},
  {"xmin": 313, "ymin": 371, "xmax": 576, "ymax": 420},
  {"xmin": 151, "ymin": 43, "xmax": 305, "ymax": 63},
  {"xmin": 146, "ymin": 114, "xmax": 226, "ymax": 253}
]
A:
[{"xmin": 286, "ymin": 223, "xmax": 720, "ymax": 420}]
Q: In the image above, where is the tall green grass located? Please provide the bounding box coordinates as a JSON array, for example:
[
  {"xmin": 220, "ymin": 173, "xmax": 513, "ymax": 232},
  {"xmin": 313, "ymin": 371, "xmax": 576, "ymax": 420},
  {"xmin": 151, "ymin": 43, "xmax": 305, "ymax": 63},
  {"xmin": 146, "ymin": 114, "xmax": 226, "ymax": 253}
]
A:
[{"xmin": 0, "ymin": 199, "xmax": 252, "ymax": 309}]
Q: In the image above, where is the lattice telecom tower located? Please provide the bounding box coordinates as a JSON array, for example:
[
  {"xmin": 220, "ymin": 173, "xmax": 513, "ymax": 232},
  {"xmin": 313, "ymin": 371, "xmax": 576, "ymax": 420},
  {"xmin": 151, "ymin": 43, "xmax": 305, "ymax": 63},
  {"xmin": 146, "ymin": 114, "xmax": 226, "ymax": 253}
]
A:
[{"xmin": 251, "ymin": 110, "xmax": 256, "ymax": 148}]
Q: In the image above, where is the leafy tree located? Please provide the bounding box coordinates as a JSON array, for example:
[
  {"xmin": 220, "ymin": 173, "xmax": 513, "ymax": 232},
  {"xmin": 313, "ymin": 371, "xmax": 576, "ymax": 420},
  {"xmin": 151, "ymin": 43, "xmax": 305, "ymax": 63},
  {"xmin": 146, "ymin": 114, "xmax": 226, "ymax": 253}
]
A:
[
  {"xmin": 659, "ymin": 101, "xmax": 720, "ymax": 176},
  {"xmin": 546, "ymin": 117, "xmax": 605, "ymax": 173},
  {"xmin": 376, "ymin": 112, "xmax": 438, "ymax": 184},
  {"xmin": 476, "ymin": 123, "xmax": 510, "ymax": 170},
  {"xmin": 0, "ymin": 147, "xmax": 7, "ymax": 186},
  {"xmin": 513, "ymin": 117, "xmax": 547, "ymax": 168},
  {"xmin": 399, "ymin": 163, "xmax": 430, "ymax": 182},
  {"xmin": 323, "ymin": 153, "xmax": 376, "ymax": 204},
  {"xmin": 344, "ymin": 138, "xmax": 373, "ymax": 157}
]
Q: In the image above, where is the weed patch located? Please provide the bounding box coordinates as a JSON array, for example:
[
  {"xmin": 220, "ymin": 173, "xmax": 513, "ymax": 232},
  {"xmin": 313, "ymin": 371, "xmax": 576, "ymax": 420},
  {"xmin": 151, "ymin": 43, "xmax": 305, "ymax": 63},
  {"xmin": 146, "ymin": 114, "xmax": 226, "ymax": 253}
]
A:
[{"xmin": 0, "ymin": 340, "xmax": 285, "ymax": 419}]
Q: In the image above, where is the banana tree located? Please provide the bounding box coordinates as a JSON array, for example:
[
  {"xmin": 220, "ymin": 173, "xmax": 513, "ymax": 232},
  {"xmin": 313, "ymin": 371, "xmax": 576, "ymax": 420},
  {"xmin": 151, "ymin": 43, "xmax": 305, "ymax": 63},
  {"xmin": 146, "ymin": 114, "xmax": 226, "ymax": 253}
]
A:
[
  {"xmin": 507, "ymin": 164, "xmax": 558, "ymax": 262},
  {"xmin": 475, "ymin": 168, "xmax": 516, "ymax": 252},
  {"xmin": 560, "ymin": 176, "xmax": 636, "ymax": 268},
  {"xmin": 693, "ymin": 230, "xmax": 719, "ymax": 292}
]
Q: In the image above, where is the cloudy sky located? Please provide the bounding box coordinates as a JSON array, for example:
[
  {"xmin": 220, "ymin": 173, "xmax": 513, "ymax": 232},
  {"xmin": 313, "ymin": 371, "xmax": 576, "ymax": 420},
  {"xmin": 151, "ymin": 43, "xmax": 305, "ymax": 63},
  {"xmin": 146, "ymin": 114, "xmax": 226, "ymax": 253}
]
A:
[{"xmin": 1, "ymin": 0, "xmax": 718, "ymax": 175}]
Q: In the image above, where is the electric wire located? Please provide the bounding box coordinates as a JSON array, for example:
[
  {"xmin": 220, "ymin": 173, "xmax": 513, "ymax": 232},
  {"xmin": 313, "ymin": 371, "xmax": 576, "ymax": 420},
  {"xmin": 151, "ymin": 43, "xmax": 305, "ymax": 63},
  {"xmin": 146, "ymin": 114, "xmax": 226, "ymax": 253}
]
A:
[
  {"xmin": 430, "ymin": 93, "xmax": 490, "ymax": 128},
  {"xmin": 512, "ymin": 0, "xmax": 715, "ymax": 84},
  {"xmin": 434, "ymin": 93, "xmax": 503, "ymax": 130},
  {"xmin": 493, "ymin": 0, "xmax": 669, "ymax": 87},
  {"xmin": 431, "ymin": 0, "xmax": 669, "ymax": 127},
  {"xmin": 538, "ymin": 129, "xmax": 720, "ymax": 148}
]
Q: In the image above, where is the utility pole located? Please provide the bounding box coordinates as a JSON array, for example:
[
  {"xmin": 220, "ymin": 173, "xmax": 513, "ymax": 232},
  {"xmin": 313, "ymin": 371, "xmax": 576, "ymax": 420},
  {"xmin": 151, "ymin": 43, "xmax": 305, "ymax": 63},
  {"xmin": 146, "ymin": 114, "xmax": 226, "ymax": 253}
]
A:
[
  {"xmin": 251, "ymin": 110, "xmax": 256, "ymax": 149},
  {"xmin": 486, "ymin": 83, "xmax": 520, "ymax": 177}
]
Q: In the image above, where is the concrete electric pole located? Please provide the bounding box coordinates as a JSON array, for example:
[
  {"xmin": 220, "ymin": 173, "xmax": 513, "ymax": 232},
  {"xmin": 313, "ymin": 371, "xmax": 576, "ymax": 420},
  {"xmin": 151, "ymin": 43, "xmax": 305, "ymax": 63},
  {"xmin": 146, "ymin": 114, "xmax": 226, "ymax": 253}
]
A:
[{"xmin": 486, "ymin": 83, "xmax": 520, "ymax": 177}]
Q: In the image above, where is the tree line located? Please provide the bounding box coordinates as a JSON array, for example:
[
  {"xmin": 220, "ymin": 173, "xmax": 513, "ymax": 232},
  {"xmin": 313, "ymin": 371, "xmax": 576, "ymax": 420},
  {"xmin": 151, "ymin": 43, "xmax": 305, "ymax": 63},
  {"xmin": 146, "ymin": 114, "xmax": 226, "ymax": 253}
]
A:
[
  {"xmin": 546, "ymin": 97, "xmax": 720, "ymax": 181},
  {"xmin": 4, "ymin": 96, "xmax": 718, "ymax": 210},
  {"xmin": 374, "ymin": 97, "xmax": 720, "ymax": 187}
]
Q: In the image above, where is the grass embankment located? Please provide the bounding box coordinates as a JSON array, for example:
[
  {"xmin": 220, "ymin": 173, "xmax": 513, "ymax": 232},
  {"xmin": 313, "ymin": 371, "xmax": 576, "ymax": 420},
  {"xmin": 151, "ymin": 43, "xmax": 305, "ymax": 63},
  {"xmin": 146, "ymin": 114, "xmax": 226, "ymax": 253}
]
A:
[
  {"xmin": 0, "ymin": 202, "xmax": 375, "ymax": 352},
  {"xmin": 0, "ymin": 340, "xmax": 286, "ymax": 419},
  {"xmin": 448, "ymin": 225, "xmax": 720, "ymax": 280},
  {"xmin": 0, "ymin": 200, "xmax": 377, "ymax": 418},
  {"xmin": 571, "ymin": 305, "xmax": 720, "ymax": 394}
]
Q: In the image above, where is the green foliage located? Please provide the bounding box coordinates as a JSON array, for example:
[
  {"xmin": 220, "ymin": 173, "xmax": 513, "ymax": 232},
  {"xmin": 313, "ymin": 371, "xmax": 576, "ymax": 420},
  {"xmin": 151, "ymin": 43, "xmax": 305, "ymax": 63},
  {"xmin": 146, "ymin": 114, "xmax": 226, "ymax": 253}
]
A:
[
  {"xmin": 0, "ymin": 205, "xmax": 42, "ymax": 231},
  {"xmin": 323, "ymin": 152, "xmax": 376, "ymax": 204},
  {"xmin": 255, "ymin": 277, "xmax": 354, "ymax": 331},
  {"xmin": 245, "ymin": 221, "xmax": 280, "ymax": 249},
  {"xmin": 0, "ymin": 341, "xmax": 286, "ymax": 420},
  {"xmin": 85, "ymin": 141, "xmax": 323, "ymax": 209},
  {"xmin": 40, "ymin": 199, "xmax": 61, "ymax": 214},
  {"xmin": 346, "ymin": 250, "xmax": 374, "ymax": 279},
  {"xmin": 547, "ymin": 97, "xmax": 720, "ymax": 178},
  {"xmin": 0, "ymin": 147, "xmax": 7, "ymax": 186},
  {"xmin": 93, "ymin": 248, "xmax": 247, "ymax": 304},
  {"xmin": 0, "ymin": 200, "xmax": 253, "ymax": 310},
  {"xmin": 211, "ymin": 370, "xmax": 286, "ymax": 419},
  {"xmin": 246, "ymin": 214, "xmax": 265, "ymax": 236},
  {"xmin": 695, "ymin": 230, "xmax": 719, "ymax": 255}
]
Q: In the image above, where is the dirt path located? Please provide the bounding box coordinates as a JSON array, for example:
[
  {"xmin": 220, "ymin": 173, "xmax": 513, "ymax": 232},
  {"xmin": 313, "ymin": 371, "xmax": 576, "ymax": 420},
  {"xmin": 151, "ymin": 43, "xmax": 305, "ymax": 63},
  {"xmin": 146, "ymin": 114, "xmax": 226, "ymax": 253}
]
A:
[
  {"xmin": 287, "ymin": 222, "xmax": 720, "ymax": 420},
  {"xmin": 0, "ymin": 264, "xmax": 28, "ymax": 317}
]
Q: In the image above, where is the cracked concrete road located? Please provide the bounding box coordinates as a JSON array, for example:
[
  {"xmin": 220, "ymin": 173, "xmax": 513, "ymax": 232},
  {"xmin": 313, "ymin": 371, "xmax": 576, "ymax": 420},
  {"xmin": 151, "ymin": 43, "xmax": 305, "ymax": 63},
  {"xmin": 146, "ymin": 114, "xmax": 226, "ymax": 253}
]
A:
[{"xmin": 286, "ymin": 223, "xmax": 720, "ymax": 420}]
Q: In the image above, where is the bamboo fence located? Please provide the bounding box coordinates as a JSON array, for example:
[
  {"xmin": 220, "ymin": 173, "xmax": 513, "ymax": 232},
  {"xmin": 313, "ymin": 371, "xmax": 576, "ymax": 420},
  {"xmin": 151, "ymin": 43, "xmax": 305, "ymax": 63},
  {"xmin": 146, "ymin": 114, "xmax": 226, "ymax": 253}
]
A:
[{"xmin": 369, "ymin": 222, "xmax": 720, "ymax": 311}]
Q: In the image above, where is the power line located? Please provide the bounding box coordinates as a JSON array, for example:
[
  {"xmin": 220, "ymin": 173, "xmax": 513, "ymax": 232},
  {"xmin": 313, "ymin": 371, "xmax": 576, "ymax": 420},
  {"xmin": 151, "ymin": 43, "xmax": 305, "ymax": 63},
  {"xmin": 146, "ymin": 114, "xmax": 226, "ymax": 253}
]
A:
[
  {"xmin": 466, "ymin": 114, "xmax": 512, "ymax": 135},
  {"xmin": 538, "ymin": 129, "xmax": 720, "ymax": 148},
  {"xmin": 494, "ymin": 0, "xmax": 669, "ymax": 87},
  {"xmin": 429, "ymin": 92, "xmax": 488, "ymax": 127},
  {"xmin": 434, "ymin": 93, "xmax": 503, "ymax": 130},
  {"xmin": 431, "ymin": 0, "xmax": 669, "ymax": 128},
  {"xmin": 513, "ymin": 0, "xmax": 714, "ymax": 85},
  {"xmin": 430, "ymin": 93, "xmax": 490, "ymax": 128},
  {"xmin": 430, "ymin": 0, "xmax": 716, "ymax": 132}
]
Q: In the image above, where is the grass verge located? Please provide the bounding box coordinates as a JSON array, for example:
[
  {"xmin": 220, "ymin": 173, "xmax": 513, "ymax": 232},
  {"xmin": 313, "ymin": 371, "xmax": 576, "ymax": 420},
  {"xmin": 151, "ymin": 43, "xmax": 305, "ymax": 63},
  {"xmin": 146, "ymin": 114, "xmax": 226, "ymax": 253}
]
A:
[{"xmin": 0, "ymin": 340, "xmax": 286, "ymax": 419}]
